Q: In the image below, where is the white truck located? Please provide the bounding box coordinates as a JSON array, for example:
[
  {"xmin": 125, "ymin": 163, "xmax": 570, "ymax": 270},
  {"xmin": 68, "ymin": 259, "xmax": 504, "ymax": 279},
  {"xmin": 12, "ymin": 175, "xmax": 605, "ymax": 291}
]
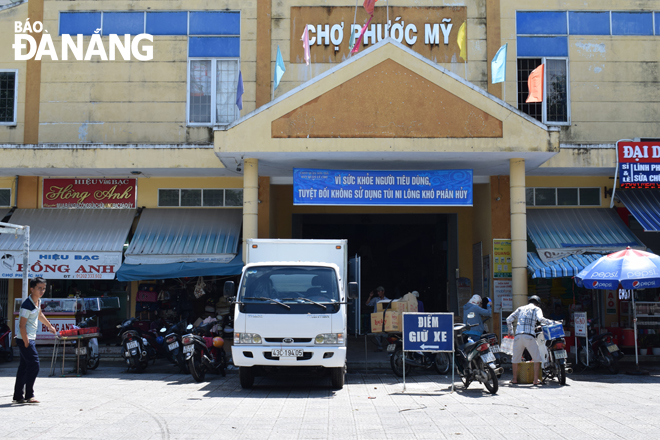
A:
[{"xmin": 224, "ymin": 239, "xmax": 357, "ymax": 389}]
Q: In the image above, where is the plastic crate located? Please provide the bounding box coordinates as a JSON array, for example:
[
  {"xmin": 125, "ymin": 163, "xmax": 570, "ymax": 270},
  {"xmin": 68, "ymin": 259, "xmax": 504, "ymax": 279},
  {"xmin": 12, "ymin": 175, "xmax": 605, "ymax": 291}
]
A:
[
  {"xmin": 542, "ymin": 323, "xmax": 565, "ymax": 340},
  {"xmin": 59, "ymin": 329, "xmax": 79, "ymax": 337},
  {"xmin": 79, "ymin": 327, "xmax": 100, "ymax": 335}
]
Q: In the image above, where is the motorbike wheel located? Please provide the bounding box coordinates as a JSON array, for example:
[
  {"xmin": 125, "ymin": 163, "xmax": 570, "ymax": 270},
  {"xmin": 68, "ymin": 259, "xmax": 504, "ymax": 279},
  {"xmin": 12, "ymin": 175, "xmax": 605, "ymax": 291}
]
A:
[
  {"xmin": 190, "ymin": 352, "xmax": 206, "ymax": 382},
  {"xmin": 219, "ymin": 351, "xmax": 226, "ymax": 377},
  {"xmin": 604, "ymin": 353, "xmax": 619, "ymax": 375},
  {"xmin": 239, "ymin": 367, "xmax": 254, "ymax": 389},
  {"xmin": 482, "ymin": 363, "xmax": 498, "ymax": 395},
  {"xmin": 577, "ymin": 346, "xmax": 592, "ymax": 369},
  {"xmin": 79, "ymin": 355, "xmax": 88, "ymax": 375},
  {"xmin": 433, "ymin": 352, "xmax": 451, "ymax": 375},
  {"xmin": 178, "ymin": 353, "xmax": 190, "ymax": 374},
  {"xmin": 135, "ymin": 357, "xmax": 145, "ymax": 373},
  {"xmin": 87, "ymin": 355, "xmax": 100, "ymax": 370},
  {"xmin": 557, "ymin": 361, "xmax": 566, "ymax": 385},
  {"xmin": 7, "ymin": 348, "xmax": 13, "ymax": 362},
  {"xmin": 390, "ymin": 348, "xmax": 406, "ymax": 377}
]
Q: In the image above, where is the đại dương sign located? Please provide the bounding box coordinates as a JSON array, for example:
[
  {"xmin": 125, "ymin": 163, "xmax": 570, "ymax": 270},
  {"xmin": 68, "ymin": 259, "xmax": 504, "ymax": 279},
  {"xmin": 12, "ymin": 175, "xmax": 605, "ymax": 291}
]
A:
[
  {"xmin": 42, "ymin": 178, "xmax": 136, "ymax": 209},
  {"xmin": 617, "ymin": 140, "xmax": 660, "ymax": 189}
]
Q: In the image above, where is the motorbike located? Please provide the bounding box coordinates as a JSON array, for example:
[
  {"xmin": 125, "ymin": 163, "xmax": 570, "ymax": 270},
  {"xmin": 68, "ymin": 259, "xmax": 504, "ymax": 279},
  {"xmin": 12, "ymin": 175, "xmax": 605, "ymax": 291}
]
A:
[
  {"xmin": 520, "ymin": 324, "xmax": 572, "ymax": 385},
  {"xmin": 182, "ymin": 319, "xmax": 226, "ymax": 382},
  {"xmin": 387, "ymin": 333, "xmax": 451, "ymax": 377},
  {"xmin": 577, "ymin": 319, "xmax": 623, "ymax": 374},
  {"xmin": 117, "ymin": 318, "xmax": 157, "ymax": 372},
  {"xmin": 0, "ymin": 315, "xmax": 13, "ymax": 362},
  {"xmin": 161, "ymin": 319, "xmax": 189, "ymax": 373},
  {"xmin": 71, "ymin": 315, "xmax": 100, "ymax": 373},
  {"xmin": 481, "ymin": 332, "xmax": 509, "ymax": 375},
  {"xmin": 453, "ymin": 312, "xmax": 502, "ymax": 395}
]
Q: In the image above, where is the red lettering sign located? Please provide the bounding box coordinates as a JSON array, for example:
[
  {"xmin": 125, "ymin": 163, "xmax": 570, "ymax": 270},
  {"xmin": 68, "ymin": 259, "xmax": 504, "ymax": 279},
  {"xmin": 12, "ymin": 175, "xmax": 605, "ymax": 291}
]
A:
[
  {"xmin": 618, "ymin": 141, "xmax": 660, "ymax": 164},
  {"xmin": 43, "ymin": 178, "xmax": 136, "ymax": 209}
]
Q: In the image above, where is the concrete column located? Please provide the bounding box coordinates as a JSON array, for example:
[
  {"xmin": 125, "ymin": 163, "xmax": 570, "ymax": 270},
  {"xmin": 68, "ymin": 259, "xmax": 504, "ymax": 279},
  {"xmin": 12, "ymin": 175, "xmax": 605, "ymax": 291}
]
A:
[
  {"xmin": 510, "ymin": 158, "xmax": 528, "ymax": 309},
  {"xmin": 243, "ymin": 158, "xmax": 259, "ymax": 259}
]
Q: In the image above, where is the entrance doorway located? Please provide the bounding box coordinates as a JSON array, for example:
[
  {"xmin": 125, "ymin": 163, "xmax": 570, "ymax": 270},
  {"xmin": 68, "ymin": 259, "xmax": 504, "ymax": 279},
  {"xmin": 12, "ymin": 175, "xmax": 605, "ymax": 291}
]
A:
[{"xmin": 293, "ymin": 214, "xmax": 458, "ymax": 313}]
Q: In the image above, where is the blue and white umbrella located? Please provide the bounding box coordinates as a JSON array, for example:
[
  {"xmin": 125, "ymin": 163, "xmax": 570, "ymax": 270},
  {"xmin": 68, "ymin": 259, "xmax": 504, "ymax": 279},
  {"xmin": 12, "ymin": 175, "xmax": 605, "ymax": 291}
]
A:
[{"xmin": 575, "ymin": 247, "xmax": 660, "ymax": 368}]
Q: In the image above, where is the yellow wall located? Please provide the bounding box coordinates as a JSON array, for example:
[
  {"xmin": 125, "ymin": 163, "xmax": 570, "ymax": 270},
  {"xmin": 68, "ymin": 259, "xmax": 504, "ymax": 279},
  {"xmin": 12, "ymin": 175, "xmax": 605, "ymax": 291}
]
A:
[
  {"xmin": 526, "ymin": 176, "xmax": 614, "ymax": 208},
  {"xmin": 0, "ymin": 2, "xmax": 27, "ymax": 143},
  {"xmin": 136, "ymin": 176, "xmax": 243, "ymax": 208}
]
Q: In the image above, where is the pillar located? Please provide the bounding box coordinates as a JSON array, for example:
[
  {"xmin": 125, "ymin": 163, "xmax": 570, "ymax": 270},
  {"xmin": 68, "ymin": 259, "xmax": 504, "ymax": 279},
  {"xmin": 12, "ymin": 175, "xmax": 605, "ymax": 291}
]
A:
[
  {"xmin": 243, "ymin": 158, "xmax": 259, "ymax": 258},
  {"xmin": 510, "ymin": 158, "xmax": 528, "ymax": 309}
]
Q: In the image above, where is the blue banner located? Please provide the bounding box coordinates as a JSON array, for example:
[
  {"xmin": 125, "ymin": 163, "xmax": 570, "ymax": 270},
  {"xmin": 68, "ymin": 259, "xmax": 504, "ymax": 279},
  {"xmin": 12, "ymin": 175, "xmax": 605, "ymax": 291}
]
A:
[
  {"xmin": 293, "ymin": 169, "xmax": 473, "ymax": 206},
  {"xmin": 402, "ymin": 313, "xmax": 454, "ymax": 352}
]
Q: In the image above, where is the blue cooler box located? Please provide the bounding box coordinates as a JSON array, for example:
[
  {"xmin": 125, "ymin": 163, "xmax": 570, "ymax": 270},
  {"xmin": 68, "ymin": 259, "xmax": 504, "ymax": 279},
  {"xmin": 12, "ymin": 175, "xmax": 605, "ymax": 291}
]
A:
[{"xmin": 542, "ymin": 324, "xmax": 565, "ymax": 340}]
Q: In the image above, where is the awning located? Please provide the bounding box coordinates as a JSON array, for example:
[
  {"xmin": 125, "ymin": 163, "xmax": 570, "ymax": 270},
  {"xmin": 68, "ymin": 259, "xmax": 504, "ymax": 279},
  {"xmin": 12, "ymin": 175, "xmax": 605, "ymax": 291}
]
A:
[
  {"xmin": 527, "ymin": 252, "xmax": 604, "ymax": 279},
  {"xmin": 124, "ymin": 209, "xmax": 242, "ymax": 266},
  {"xmin": 0, "ymin": 209, "xmax": 135, "ymax": 279},
  {"xmin": 0, "ymin": 208, "xmax": 10, "ymax": 220},
  {"xmin": 616, "ymin": 189, "xmax": 660, "ymax": 232},
  {"xmin": 116, "ymin": 248, "xmax": 244, "ymax": 281},
  {"xmin": 527, "ymin": 208, "xmax": 645, "ymax": 266}
]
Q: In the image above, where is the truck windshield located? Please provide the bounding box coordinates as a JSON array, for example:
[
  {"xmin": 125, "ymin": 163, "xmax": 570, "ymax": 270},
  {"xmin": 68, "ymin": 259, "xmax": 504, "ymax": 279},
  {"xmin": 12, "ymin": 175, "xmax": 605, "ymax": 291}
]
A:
[{"xmin": 239, "ymin": 266, "xmax": 340, "ymax": 304}]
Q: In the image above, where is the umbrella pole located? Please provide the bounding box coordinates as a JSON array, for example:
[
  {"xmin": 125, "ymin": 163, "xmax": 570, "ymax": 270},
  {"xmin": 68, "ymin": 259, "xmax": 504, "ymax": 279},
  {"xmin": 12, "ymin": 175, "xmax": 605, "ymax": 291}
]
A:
[{"xmin": 632, "ymin": 291, "xmax": 639, "ymax": 370}]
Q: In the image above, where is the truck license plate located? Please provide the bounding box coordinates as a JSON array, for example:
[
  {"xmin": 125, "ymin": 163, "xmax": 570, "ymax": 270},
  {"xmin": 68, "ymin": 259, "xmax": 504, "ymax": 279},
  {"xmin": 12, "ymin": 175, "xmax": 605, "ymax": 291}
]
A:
[{"xmin": 272, "ymin": 349, "xmax": 303, "ymax": 357}]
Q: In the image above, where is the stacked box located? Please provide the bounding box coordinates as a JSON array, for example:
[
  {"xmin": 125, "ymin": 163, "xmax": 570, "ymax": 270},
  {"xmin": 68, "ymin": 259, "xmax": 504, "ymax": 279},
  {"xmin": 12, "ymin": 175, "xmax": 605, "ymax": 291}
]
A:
[
  {"xmin": 517, "ymin": 361, "xmax": 535, "ymax": 384},
  {"xmin": 542, "ymin": 324, "xmax": 565, "ymax": 340},
  {"xmin": 370, "ymin": 311, "xmax": 403, "ymax": 333},
  {"xmin": 376, "ymin": 300, "xmax": 408, "ymax": 312}
]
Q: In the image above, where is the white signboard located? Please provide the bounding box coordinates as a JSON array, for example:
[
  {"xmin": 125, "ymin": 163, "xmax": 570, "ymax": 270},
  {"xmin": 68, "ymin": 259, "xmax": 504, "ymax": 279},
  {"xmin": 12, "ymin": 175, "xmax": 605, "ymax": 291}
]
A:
[
  {"xmin": 14, "ymin": 317, "xmax": 77, "ymax": 343},
  {"xmin": 574, "ymin": 312, "xmax": 588, "ymax": 337},
  {"xmin": 493, "ymin": 279, "xmax": 513, "ymax": 312},
  {"xmin": 1, "ymin": 251, "xmax": 122, "ymax": 280}
]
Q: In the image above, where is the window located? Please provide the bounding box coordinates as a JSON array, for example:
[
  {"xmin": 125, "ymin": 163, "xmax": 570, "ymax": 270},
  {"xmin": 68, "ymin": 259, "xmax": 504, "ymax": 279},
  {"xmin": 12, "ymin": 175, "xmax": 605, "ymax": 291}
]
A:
[
  {"xmin": 188, "ymin": 59, "xmax": 240, "ymax": 126},
  {"xmin": 158, "ymin": 189, "xmax": 243, "ymax": 207},
  {"xmin": 526, "ymin": 188, "xmax": 600, "ymax": 206},
  {"xmin": 0, "ymin": 70, "xmax": 18, "ymax": 125},
  {"xmin": 0, "ymin": 188, "xmax": 10, "ymax": 206},
  {"xmin": 517, "ymin": 58, "xmax": 569, "ymax": 124}
]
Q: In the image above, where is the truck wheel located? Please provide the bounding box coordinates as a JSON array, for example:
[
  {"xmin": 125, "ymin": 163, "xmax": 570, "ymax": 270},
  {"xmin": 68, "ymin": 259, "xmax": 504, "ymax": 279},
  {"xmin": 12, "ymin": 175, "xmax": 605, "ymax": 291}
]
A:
[
  {"xmin": 330, "ymin": 367, "xmax": 345, "ymax": 390},
  {"xmin": 239, "ymin": 367, "xmax": 254, "ymax": 389}
]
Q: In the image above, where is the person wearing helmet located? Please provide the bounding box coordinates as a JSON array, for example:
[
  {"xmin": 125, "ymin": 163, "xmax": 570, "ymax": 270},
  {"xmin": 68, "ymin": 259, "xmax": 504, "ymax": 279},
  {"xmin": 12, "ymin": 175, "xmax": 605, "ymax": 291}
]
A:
[
  {"xmin": 463, "ymin": 294, "xmax": 491, "ymax": 340},
  {"xmin": 506, "ymin": 295, "xmax": 557, "ymax": 385}
]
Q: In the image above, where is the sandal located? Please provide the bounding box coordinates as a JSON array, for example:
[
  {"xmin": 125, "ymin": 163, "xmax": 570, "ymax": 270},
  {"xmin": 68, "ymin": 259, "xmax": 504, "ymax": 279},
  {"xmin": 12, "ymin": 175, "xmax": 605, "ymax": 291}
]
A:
[
  {"xmin": 25, "ymin": 398, "xmax": 40, "ymax": 404},
  {"xmin": 12, "ymin": 399, "xmax": 25, "ymax": 404}
]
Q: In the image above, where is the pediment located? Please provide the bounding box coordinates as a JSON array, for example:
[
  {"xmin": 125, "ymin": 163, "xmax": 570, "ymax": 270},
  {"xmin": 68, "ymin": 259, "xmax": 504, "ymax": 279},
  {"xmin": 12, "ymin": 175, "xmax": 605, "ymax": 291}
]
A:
[{"xmin": 272, "ymin": 59, "xmax": 503, "ymax": 139}]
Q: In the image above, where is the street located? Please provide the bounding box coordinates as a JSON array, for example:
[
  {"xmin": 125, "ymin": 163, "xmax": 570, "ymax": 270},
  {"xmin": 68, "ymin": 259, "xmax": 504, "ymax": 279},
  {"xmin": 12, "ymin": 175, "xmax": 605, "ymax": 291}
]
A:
[{"xmin": 2, "ymin": 359, "xmax": 660, "ymax": 440}]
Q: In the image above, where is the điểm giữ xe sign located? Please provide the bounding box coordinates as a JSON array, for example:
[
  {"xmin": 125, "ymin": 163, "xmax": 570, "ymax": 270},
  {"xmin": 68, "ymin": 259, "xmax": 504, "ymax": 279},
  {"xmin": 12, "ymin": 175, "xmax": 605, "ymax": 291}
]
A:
[{"xmin": 293, "ymin": 168, "xmax": 472, "ymax": 206}]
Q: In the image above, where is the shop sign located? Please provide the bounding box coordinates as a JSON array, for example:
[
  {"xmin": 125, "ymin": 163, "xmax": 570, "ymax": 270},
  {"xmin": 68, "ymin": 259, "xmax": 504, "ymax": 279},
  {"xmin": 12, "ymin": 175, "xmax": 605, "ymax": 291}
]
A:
[
  {"xmin": 293, "ymin": 168, "xmax": 472, "ymax": 206},
  {"xmin": 0, "ymin": 251, "xmax": 121, "ymax": 280},
  {"xmin": 43, "ymin": 178, "xmax": 136, "ymax": 208},
  {"xmin": 574, "ymin": 311, "xmax": 587, "ymax": 337},
  {"xmin": 494, "ymin": 279, "xmax": 512, "ymax": 313},
  {"xmin": 606, "ymin": 290, "xmax": 617, "ymax": 314},
  {"xmin": 14, "ymin": 318, "xmax": 76, "ymax": 342},
  {"xmin": 617, "ymin": 140, "xmax": 660, "ymax": 189},
  {"xmin": 290, "ymin": 6, "xmax": 467, "ymax": 64},
  {"xmin": 493, "ymin": 239, "xmax": 511, "ymax": 278}
]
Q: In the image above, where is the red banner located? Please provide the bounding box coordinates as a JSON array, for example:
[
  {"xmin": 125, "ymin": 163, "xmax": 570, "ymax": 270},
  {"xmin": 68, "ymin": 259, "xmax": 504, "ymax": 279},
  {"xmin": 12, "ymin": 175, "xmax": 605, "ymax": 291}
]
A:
[
  {"xmin": 618, "ymin": 141, "xmax": 660, "ymax": 164},
  {"xmin": 43, "ymin": 178, "xmax": 136, "ymax": 209}
]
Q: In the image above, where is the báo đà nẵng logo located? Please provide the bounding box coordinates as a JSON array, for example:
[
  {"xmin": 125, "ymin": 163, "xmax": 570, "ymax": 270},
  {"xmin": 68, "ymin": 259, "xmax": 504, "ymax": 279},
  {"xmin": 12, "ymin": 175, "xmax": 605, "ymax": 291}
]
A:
[{"xmin": 12, "ymin": 19, "xmax": 153, "ymax": 61}]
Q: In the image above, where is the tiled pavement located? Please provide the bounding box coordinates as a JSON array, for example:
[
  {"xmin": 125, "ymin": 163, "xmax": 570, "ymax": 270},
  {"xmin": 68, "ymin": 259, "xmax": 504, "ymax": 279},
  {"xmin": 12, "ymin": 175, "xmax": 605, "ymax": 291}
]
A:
[{"xmin": 1, "ymin": 344, "xmax": 660, "ymax": 440}]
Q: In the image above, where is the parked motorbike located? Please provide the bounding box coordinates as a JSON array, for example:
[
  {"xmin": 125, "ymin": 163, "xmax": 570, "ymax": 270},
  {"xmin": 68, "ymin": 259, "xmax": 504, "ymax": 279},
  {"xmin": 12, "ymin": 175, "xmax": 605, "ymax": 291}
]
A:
[
  {"xmin": 387, "ymin": 333, "xmax": 451, "ymax": 377},
  {"xmin": 161, "ymin": 319, "xmax": 189, "ymax": 373},
  {"xmin": 520, "ymin": 324, "xmax": 572, "ymax": 385},
  {"xmin": 182, "ymin": 319, "xmax": 226, "ymax": 382},
  {"xmin": 577, "ymin": 319, "xmax": 623, "ymax": 374},
  {"xmin": 71, "ymin": 315, "xmax": 100, "ymax": 372},
  {"xmin": 0, "ymin": 315, "xmax": 13, "ymax": 362},
  {"xmin": 453, "ymin": 312, "xmax": 502, "ymax": 394},
  {"xmin": 117, "ymin": 318, "xmax": 157, "ymax": 372},
  {"xmin": 481, "ymin": 332, "xmax": 509, "ymax": 375}
]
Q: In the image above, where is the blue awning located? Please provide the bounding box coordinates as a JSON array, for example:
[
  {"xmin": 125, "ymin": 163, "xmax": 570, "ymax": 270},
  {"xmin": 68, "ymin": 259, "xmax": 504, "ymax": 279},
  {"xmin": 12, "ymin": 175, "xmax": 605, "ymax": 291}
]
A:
[
  {"xmin": 527, "ymin": 252, "xmax": 604, "ymax": 279},
  {"xmin": 616, "ymin": 189, "xmax": 660, "ymax": 232},
  {"xmin": 116, "ymin": 249, "xmax": 243, "ymax": 281}
]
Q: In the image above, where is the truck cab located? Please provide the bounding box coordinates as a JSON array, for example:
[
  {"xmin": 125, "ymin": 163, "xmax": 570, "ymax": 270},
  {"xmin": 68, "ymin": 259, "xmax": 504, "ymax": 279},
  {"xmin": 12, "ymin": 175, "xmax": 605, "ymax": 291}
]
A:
[{"xmin": 225, "ymin": 239, "xmax": 356, "ymax": 389}]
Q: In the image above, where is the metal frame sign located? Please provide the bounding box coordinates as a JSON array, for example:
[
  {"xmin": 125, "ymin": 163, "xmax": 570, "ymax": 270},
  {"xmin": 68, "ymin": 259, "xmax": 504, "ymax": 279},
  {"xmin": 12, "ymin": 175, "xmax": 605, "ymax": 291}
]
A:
[
  {"xmin": 574, "ymin": 312, "xmax": 587, "ymax": 337},
  {"xmin": 493, "ymin": 239, "xmax": 512, "ymax": 278},
  {"xmin": 293, "ymin": 168, "xmax": 473, "ymax": 206},
  {"xmin": 43, "ymin": 178, "xmax": 137, "ymax": 208},
  {"xmin": 1, "ymin": 251, "xmax": 122, "ymax": 280},
  {"xmin": 402, "ymin": 313, "xmax": 453, "ymax": 352},
  {"xmin": 617, "ymin": 140, "xmax": 660, "ymax": 188}
]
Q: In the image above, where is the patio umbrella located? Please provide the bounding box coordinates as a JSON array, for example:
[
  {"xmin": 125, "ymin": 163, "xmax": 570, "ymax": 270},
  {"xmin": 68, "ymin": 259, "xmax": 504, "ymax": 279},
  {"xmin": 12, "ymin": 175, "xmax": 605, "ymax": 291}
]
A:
[{"xmin": 575, "ymin": 247, "xmax": 660, "ymax": 371}]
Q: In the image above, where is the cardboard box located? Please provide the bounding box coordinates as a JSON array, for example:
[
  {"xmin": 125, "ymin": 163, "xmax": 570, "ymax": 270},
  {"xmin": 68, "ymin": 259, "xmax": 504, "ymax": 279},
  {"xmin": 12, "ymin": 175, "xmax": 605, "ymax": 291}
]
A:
[
  {"xmin": 542, "ymin": 323, "xmax": 565, "ymax": 340},
  {"xmin": 376, "ymin": 300, "xmax": 408, "ymax": 312},
  {"xmin": 370, "ymin": 311, "xmax": 403, "ymax": 333},
  {"xmin": 402, "ymin": 293, "xmax": 419, "ymax": 312}
]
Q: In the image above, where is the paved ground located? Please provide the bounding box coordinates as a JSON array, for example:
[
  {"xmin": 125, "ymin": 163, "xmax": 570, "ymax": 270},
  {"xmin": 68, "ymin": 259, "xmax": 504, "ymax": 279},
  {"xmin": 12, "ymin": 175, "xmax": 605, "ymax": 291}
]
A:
[{"xmin": 2, "ymin": 352, "xmax": 660, "ymax": 440}]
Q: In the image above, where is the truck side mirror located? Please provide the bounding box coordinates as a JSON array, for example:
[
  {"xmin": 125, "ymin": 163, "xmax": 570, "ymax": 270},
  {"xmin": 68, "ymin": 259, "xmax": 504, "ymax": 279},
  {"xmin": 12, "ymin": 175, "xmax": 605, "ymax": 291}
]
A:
[
  {"xmin": 223, "ymin": 281, "xmax": 235, "ymax": 298},
  {"xmin": 348, "ymin": 282, "xmax": 358, "ymax": 299}
]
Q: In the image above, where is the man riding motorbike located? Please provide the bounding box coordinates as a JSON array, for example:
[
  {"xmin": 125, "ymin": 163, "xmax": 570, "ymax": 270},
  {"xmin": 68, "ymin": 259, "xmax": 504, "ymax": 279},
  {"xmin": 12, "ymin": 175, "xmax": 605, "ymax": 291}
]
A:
[{"xmin": 463, "ymin": 294, "xmax": 492, "ymax": 341}]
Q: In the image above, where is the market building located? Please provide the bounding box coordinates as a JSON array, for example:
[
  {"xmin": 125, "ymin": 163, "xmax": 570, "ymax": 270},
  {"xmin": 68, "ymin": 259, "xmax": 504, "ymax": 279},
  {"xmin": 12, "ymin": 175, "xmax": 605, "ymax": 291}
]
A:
[{"xmin": 1, "ymin": 0, "xmax": 659, "ymax": 355}]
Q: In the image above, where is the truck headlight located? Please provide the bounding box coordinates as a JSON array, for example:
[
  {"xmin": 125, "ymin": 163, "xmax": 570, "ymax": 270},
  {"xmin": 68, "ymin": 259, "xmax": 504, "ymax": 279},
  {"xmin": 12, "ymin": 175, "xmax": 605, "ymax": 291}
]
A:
[
  {"xmin": 234, "ymin": 333, "xmax": 262, "ymax": 344},
  {"xmin": 315, "ymin": 333, "xmax": 344, "ymax": 344}
]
